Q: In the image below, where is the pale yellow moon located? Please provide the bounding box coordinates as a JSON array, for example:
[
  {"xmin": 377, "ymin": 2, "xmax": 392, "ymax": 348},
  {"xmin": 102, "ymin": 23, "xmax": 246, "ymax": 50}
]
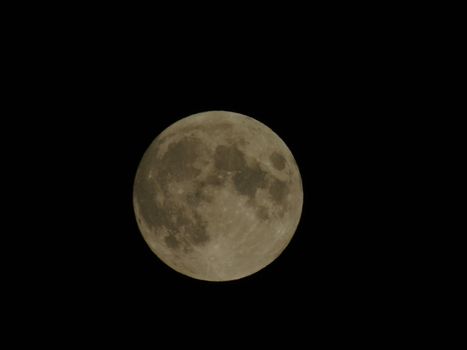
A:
[{"xmin": 133, "ymin": 111, "xmax": 303, "ymax": 281}]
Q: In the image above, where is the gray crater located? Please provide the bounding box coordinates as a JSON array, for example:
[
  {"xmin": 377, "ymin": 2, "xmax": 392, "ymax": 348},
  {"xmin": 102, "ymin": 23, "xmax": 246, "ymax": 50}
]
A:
[
  {"xmin": 165, "ymin": 235, "xmax": 180, "ymax": 249},
  {"xmin": 270, "ymin": 151, "xmax": 286, "ymax": 171}
]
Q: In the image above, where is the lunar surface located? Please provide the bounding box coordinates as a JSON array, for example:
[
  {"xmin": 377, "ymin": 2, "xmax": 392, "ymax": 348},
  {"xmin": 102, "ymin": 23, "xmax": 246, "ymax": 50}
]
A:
[{"xmin": 133, "ymin": 111, "xmax": 303, "ymax": 281}]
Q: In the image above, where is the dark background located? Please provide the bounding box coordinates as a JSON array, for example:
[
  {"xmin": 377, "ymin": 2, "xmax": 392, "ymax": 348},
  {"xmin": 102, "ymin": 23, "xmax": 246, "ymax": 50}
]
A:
[{"xmin": 6, "ymin": 10, "xmax": 423, "ymax": 343}]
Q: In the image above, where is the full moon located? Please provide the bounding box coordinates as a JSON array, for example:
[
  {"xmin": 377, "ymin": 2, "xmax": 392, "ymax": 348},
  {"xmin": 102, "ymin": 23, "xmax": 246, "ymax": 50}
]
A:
[{"xmin": 133, "ymin": 111, "xmax": 303, "ymax": 281}]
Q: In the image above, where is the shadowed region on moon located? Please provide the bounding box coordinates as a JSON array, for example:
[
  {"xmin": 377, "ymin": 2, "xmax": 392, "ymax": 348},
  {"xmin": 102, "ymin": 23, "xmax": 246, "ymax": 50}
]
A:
[
  {"xmin": 214, "ymin": 145, "xmax": 245, "ymax": 172},
  {"xmin": 158, "ymin": 136, "xmax": 203, "ymax": 182},
  {"xmin": 270, "ymin": 151, "xmax": 286, "ymax": 170},
  {"xmin": 256, "ymin": 205, "xmax": 270, "ymax": 221},
  {"xmin": 269, "ymin": 178, "xmax": 288, "ymax": 205},
  {"xmin": 233, "ymin": 164, "xmax": 267, "ymax": 199},
  {"xmin": 133, "ymin": 111, "xmax": 303, "ymax": 281},
  {"xmin": 214, "ymin": 143, "xmax": 268, "ymax": 200},
  {"xmin": 134, "ymin": 135, "xmax": 211, "ymax": 253}
]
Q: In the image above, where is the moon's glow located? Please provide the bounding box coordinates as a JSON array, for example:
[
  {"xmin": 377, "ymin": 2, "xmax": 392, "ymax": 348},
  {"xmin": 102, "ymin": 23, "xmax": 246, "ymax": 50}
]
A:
[{"xmin": 133, "ymin": 111, "xmax": 303, "ymax": 281}]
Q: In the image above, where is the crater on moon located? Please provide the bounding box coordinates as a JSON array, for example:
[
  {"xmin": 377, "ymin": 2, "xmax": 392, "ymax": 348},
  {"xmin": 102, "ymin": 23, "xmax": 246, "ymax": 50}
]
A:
[
  {"xmin": 133, "ymin": 111, "xmax": 303, "ymax": 281},
  {"xmin": 270, "ymin": 151, "xmax": 286, "ymax": 171}
]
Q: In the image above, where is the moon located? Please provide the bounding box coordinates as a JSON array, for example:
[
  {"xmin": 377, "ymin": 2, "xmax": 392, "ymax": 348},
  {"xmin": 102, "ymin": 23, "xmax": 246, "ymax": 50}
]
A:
[{"xmin": 133, "ymin": 111, "xmax": 303, "ymax": 281}]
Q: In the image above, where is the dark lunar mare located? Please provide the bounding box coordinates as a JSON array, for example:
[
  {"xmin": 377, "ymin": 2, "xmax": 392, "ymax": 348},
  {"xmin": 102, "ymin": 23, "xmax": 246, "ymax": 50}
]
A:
[
  {"xmin": 213, "ymin": 142, "xmax": 290, "ymax": 219},
  {"xmin": 134, "ymin": 135, "xmax": 211, "ymax": 252}
]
